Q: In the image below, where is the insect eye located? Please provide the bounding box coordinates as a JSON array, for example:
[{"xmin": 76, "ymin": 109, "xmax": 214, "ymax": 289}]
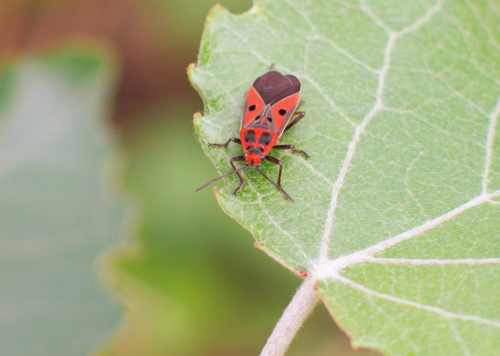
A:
[
  {"xmin": 279, "ymin": 109, "xmax": 287, "ymax": 115},
  {"xmin": 248, "ymin": 105, "xmax": 256, "ymax": 111}
]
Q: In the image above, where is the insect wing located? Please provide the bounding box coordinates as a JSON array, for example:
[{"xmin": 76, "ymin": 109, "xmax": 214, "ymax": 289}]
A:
[
  {"xmin": 241, "ymin": 85, "xmax": 266, "ymax": 128},
  {"xmin": 252, "ymin": 71, "xmax": 294, "ymax": 104},
  {"xmin": 271, "ymin": 91, "xmax": 301, "ymax": 136},
  {"xmin": 241, "ymin": 71, "xmax": 301, "ymax": 134},
  {"xmin": 269, "ymin": 74, "xmax": 301, "ymax": 135}
]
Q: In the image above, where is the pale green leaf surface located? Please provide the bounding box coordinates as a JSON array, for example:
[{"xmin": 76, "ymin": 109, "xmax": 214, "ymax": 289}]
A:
[
  {"xmin": 0, "ymin": 46, "xmax": 124, "ymax": 355},
  {"xmin": 189, "ymin": 0, "xmax": 500, "ymax": 354}
]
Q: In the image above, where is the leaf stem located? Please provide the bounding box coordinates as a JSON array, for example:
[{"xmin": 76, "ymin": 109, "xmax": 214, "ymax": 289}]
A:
[{"xmin": 259, "ymin": 279, "xmax": 319, "ymax": 356}]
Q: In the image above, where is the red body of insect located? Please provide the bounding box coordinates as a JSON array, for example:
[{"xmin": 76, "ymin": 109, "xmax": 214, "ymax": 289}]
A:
[{"xmin": 196, "ymin": 70, "xmax": 308, "ymax": 202}]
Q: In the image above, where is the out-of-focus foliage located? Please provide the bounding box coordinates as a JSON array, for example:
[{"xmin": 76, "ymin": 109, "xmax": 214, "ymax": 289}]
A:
[
  {"xmin": 0, "ymin": 44, "xmax": 124, "ymax": 356},
  {"xmin": 0, "ymin": 0, "xmax": 253, "ymax": 121}
]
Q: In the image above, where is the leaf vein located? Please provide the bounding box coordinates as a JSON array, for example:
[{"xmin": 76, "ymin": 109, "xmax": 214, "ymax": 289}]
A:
[
  {"xmin": 366, "ymin": 257, "xmax": 500, "ymax": 266},
  {"xmin": 318, "ymin": 0, "xmax": 446, "ymax": 264},
  {"xmin": 450, "ymin": 322, "xmax": 472, "ymax": 356},
  {"xmin": 482, "ymin": 94, "xmax": 500, "ymax": 193},
  {"xmin": 312, "ymin": 36, "xmax": 379, "ymax": 74},
  {"xmin": 336, "ymin": 275, "xmax": 500, "ymax": 328},
  {"xmin": 313, "ymin": 188, "xmax": 500, "ymax": 281}
]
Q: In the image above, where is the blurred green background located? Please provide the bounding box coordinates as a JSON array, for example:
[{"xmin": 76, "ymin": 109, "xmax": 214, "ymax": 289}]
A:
[{"xmin": 0, "ymin": 1, "xmax": 377, "ymax": 355}]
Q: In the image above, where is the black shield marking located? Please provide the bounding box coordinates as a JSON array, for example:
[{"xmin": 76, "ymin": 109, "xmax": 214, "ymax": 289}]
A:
[
  {"xmin": 244, "ymin": 130, "xmax": 256, "ymax": 143},
  {"xmin": 259, "ymin": 132, "xmax": 273, "ymax": 146}
]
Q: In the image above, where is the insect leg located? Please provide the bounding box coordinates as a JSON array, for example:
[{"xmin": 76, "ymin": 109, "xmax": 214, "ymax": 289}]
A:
[
  {"xmin": 209, "ymin": 137, "xmax": 242, "ymax": 147},
  {"xmin": 257, "ymin": 159, "xmax": 294, "ymax": 202},
  {"xmin": 283, "ymin": 111, "xmax": 306, "ymax": 133},
  {"xmin": 195, "ymin": 163, "xmax": 248, "ymax": 192},
  {"xmin": 272, "ymin": 144, "xmax": 309, "ymax": 159},
  {"xmin": 265, "ymin": 156, "xmax": 284, "ymax": 186},
  {"xmin": 230, "ymin": 155, "xmax": 247, "ymax": 195}
]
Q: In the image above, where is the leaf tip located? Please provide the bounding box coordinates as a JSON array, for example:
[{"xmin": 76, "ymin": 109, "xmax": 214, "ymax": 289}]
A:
[
  {"xmin": 187, "ymin": 62, "xmax": 196, "ymax": 77},
  {"xmin": 207, "ymin": 3, "xmax": 230, "ymax": 19},
  {"xmin": 254, "ymin": 242, "xmax": 264, "ymax": 249},
  {"xmin": 193, "ymin": 111, "xmax": 202, "ymax": 121},
  {"xmin": 192, "ymin": 112, "xmax": 203, "ymax": 135},
  {"xmin": 187, "ymin": 62, "xmax": 200, "ymax": 89}
]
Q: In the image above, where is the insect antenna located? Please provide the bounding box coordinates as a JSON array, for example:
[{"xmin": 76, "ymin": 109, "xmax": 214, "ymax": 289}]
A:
[
  {"xmin": 196, "ymin": 164, "xmax": 249, "ymax": 191},
  {"xmin": 255, "ymin": 167, "xmax": 295, "ymax": 203}
]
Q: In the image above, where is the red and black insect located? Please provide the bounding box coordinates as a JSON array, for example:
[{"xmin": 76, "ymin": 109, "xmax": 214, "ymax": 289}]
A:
[{"xmin": 196, "ymin": 70, "xmax": 308, "ymax": 202}]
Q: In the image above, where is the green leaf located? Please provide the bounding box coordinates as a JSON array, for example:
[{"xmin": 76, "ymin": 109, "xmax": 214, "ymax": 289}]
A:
[
  {"xmin": 189, "ymin": 0, "xmax": 500, "ymax": 354},
  {"xmin": 0, "ymin": 45, "xmax": 124, "ymax": 355}
]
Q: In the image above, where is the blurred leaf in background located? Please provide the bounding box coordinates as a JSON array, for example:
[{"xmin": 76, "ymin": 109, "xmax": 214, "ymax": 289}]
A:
[
  {"xmin": 0, "ymin": 0, "xmax": 254, "ymax": 121},
  {"xmin": 0, "ymin": 44, "xmax": 125, "ymax": 355}
]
